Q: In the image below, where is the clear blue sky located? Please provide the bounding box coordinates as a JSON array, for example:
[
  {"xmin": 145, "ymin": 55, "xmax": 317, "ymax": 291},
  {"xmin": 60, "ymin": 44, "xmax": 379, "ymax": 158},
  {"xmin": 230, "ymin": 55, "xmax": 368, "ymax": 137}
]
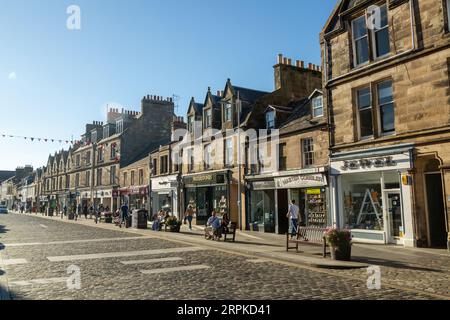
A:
[{"xmin": 0, "ymin": 0, "xmax": 338, "ymax": 171}]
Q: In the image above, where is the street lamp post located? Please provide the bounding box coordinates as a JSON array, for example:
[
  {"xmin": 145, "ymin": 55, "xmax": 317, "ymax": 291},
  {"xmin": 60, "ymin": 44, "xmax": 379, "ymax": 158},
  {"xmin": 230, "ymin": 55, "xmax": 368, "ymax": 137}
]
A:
[{"xmin": 236, "ymin": 91, "xmax": 243, "ymax": 231}]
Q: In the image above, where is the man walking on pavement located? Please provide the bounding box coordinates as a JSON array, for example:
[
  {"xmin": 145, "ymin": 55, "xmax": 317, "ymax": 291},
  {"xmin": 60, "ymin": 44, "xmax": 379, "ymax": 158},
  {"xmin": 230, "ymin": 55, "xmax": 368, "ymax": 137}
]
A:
[{"xmin": 286, "ymin": 199, "xmax": 300, "ymax": 238}]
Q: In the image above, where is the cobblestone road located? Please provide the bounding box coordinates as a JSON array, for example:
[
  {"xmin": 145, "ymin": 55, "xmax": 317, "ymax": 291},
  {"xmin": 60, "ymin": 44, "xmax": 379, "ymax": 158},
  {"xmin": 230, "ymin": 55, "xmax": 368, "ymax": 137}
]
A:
[{"xmin": 0, "ymin": 213, "xmax": 447, "ymax": 300}]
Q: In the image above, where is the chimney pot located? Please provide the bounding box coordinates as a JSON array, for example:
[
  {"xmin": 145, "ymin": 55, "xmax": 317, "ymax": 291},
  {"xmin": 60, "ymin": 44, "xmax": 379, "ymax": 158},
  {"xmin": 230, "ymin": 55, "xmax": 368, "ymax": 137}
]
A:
[
  {"xmin": 287, "ymin": 58, "xmax": 292, "ymax": 65},
  {"xmin": 283, "ymin": 57, "xmax": 288, "ymax": 65},
  {"xmin": 277, "ymin": 54, "xmax": 283, "ymax": 64}
]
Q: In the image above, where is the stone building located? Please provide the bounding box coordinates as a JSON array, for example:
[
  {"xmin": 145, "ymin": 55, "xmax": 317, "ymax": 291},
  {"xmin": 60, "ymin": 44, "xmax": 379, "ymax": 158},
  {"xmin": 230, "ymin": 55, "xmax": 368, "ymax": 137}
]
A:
[
  {"xmin": 321, "ymin": 0, "xmax": 450, "ymax": 248},
  {"xmin": 176, "ymin": 56, "xmax": 322, "ymax": 229},
  {"xmin": 149, "ymin": 116, "xmax": 186, "ymax": 219},
  {"xmin": 118, "ymin": 155, "xmax": 150, "ymax": 212}
]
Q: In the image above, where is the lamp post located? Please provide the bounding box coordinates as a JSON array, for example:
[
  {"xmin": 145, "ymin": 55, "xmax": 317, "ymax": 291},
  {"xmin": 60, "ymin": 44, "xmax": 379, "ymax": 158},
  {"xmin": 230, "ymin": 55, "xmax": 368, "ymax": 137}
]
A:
[{"xmin": 236, "ymin": 91, "xmax": 243, "ymax": 231}]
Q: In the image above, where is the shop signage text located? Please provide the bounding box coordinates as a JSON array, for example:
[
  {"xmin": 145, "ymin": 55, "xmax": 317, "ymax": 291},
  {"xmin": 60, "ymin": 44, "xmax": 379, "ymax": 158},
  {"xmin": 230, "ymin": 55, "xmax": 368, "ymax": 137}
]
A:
[
  {"xmin": 341, "ymin": 157, "xmax": 397, "ymax": 171},
  {"xmin": 275, "ymin": 174, "xmax": 327, "ymax": 189}
]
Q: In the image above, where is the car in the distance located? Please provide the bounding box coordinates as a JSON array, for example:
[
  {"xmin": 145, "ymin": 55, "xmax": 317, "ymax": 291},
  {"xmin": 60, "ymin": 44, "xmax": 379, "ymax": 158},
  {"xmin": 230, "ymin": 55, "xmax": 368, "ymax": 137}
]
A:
[{"xmin": 0, "ymin": 205, "xmax": 8, "ymax": 214}]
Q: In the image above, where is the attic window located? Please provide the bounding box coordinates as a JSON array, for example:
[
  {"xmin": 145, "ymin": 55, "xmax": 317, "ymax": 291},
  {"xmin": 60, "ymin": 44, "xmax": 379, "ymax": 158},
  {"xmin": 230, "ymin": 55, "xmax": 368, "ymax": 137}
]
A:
[
  {"xmin": 312, "ymin": 96, "xmax": 324, "ymax": 118},
  {"xmin": 266, "ymin": 110, "xmax": 275, "ymax": 129},
  {"xmin": 204, "ymin": 109, "xmax": 212, "ymax": 128},
  {"xmin": 188, "ymin": 116, "xmax": 195, "ymax": 134},
  {"xmin": 224, "ymin": 103, "xmax": 233, "ymax": 122}
]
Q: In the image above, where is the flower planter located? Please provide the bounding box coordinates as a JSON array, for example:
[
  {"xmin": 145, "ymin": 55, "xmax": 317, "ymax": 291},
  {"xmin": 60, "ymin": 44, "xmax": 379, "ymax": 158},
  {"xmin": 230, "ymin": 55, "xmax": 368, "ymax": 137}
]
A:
[
  {"xmin": 330, "ymin": 245, "xmax": 352, "ymax": 261},
  {"xmin": 168, "ymin": 225, "xmax": 181, "ymax": 233}
]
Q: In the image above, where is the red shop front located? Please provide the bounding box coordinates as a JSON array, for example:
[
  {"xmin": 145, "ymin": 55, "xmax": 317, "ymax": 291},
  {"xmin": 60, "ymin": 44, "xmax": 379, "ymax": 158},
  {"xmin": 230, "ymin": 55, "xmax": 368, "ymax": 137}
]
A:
[{"xmin": 119, "ymin": 185, "xmax": 149, "ymax": 210}]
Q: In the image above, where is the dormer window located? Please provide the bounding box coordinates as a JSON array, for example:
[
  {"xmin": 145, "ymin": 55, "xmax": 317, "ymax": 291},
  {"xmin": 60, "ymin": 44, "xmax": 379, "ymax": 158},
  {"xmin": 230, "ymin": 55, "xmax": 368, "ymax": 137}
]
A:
[
  {"xmin": 224, "ymin": 103, "xmax": 233, "ymax": 122},
  {"xmin": 312, "ymin": 96, "xmax": 324, "ymax": 118},
  {"xmin": 188, "ymin": 116, "xmax": 195, "ymax": 134},
  {"xmin": 266, "ymin": 110, "xmax": 275, "ymax": 129},
  {"xmin": 103, "ymin": 126, "xmax": 109, "ymax": 139},
  {"xmin": 204, "ymin": 109, "xmax": 212, "ymax": 128},
  {"xmin": 116, "ymin": 120, "xmax": 124, "ymax": 134}
]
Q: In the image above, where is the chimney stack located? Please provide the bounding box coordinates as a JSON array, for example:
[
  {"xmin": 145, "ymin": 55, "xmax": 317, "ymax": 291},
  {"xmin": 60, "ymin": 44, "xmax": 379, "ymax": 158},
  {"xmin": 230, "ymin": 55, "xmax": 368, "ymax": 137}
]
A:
[{"xmin": 277, "ymin": 54, "xmax": 283, "ymax": 64}]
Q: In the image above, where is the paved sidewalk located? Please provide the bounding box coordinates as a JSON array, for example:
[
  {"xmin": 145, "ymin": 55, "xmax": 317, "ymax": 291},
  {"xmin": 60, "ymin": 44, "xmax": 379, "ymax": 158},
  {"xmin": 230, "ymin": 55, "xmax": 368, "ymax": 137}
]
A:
[{"xmin": 7, "ymin": 211, "xmax": 450, "ymax": 299}]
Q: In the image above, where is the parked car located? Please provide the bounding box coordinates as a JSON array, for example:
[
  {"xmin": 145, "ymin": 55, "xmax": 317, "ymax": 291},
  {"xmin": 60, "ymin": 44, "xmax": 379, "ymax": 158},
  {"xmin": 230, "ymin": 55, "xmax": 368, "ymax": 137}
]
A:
[{"xmin": 0, "ymin": 205, "xmax": 8, "ymax": 214}]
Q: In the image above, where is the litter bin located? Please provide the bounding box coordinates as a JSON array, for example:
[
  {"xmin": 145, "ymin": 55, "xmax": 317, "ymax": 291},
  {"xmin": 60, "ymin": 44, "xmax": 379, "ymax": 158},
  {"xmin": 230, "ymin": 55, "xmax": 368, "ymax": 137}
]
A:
[{"xmin": 132, "ymin": 209, "xmax": 148, "ymax": 229}]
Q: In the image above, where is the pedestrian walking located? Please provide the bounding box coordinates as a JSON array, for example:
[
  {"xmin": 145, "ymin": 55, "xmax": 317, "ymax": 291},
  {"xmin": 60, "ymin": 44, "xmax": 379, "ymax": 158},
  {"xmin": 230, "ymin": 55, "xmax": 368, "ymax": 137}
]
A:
[
  {"xmin": 286, "ymin": 199, "xmax": 300, "ymax": 238},
  {"xmin": 83, "ymin": 204, "xmax": 88, "ymax": 220},
  {"xmin": 119, "ymin": 202, "xmax": 129, "ymax": 228},
  {"xmin": 184, "ymin": 205, "xmax": 194, "ymax": 231}
]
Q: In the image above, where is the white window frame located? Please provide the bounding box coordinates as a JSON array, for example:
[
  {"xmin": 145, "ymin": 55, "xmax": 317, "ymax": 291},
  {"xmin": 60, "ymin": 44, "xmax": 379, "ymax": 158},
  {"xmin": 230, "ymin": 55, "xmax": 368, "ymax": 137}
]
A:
[
  {"xmin": 266, "ymin": 110, "xmax": 275, "ymax": 129},
  {"xmin": 356, "ymin": 86, "xmax": 374, "ymax": 140},
  {"xmin": 312, "ymin": 96, "xmax": 324, "ymax": 118},
  {"xmin": 204, "ymin": 109, "xmax": 212, "ymax": 128},
  {"xmin": 225, "ymin": 138, "xmax": 234, "ymax": 167},
  {"xmin": 351, "ymin": 15, "xmax": 370, "ymax": 67},
  {"xmin": 376, "ymin": 80, "xmax": 395, "ymax": 136},
  {"xmin": 188, "ymin": 116, "xmax": 195, "ymax": 134},
  {"xmin": 224, "ymin": 103, "xmax": 233, "ymax": 122},
  {"xmin": 370, "ymin": 4, "xmax": 390, "ymax": 59}
]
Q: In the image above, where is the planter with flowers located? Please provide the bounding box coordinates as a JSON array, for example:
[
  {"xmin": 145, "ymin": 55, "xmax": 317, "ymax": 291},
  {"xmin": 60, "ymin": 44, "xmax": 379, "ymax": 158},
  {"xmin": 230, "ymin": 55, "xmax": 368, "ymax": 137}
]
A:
[
  {"xmin": 324, "ymin": 228, "xmax": 352, "ymax": 261},
  {"xmin": 166, "ymin": 216, "xmax": 182, "ymax": 233}
]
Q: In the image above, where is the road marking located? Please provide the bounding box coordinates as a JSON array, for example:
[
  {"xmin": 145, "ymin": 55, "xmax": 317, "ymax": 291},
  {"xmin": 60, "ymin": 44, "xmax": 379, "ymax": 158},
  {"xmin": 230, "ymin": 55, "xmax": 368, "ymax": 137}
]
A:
[
  {"xmin": 9, "ymin": 277, "xmax": 67, "ymax": 287},
  {"xmin": 4, "ymin": 236, "xmax": 147, "ymax": 248},
  {"xmin": 246, "ymin": 259, "xmax": 270, "ymax": 264},
  {"xmin": 140, "ymin": 265, "xmax": 210, "ymax": 275},
  {"xmin": 237, "ymin": 232, "xmax": 264, "ymax": 241},
  {"xmin": 0, "ymin": 259, "xmax": 28, "ymax": 266},
  {"xmin": 121, "ymin": 257, "xmax": 183, "ymax": 265},
  {"xmin": 47, "ymin": 246, "xmax": 205, "ymax": 262},
  {"xmin": 39, "ymin": 224, "xmax": 48, "ymax": 229}
]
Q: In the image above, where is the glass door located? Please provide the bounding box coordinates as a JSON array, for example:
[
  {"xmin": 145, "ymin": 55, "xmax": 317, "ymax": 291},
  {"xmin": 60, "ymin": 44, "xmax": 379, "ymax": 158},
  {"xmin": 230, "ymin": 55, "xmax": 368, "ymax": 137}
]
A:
[{"xmin": 386, "ymin": 192, "xmax": 403, "ymax": 243}]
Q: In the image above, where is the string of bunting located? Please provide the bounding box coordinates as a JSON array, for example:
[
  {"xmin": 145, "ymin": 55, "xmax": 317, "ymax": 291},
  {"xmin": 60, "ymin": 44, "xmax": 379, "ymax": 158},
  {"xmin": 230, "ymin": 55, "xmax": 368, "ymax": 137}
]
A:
[{"xmin": 0, "ymin": 133, "xmax": 74, "ymax": 144}]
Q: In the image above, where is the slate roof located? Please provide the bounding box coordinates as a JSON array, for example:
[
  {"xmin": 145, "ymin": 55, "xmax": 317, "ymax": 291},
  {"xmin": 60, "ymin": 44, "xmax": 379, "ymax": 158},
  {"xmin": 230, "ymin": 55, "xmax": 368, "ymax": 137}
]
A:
[{"xmin": 0, "ymin": 171, "xmax": 15, "ymax": 183}]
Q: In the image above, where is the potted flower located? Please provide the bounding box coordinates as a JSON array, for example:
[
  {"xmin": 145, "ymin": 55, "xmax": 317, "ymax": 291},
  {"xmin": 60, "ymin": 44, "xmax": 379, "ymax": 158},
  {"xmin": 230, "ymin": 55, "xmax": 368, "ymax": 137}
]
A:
[
  {"xmin": 324, "ymin": 228, "xmax": 352, "ymax": 261},
  {"xmin": 166, "ymin": 216, "xmax": 181, "ymax": 233}
]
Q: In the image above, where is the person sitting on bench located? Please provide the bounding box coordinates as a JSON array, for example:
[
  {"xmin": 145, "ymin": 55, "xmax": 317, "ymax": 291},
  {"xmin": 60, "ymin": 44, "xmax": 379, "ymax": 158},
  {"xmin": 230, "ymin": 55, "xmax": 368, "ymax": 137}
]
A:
[{"xmin": 205, "ymin": 211, "xmax": 221, "ymax": 240}]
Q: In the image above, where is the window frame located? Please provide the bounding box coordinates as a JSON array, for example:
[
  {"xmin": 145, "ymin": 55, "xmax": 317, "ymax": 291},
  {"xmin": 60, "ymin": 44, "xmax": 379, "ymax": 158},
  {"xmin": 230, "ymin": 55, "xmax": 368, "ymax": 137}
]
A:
[
  {"xmin": 301, "ymin": 138, "xmax": 315, "ymax": 168},
  {"xmin": 370, "ymin": 4, "xmax": 390, "ymax": 60},
  {"xmin": 96, "ymin": 168, "xmax": 102, "ymax": 186},
  {"xmin": 131, "ymin": 170, "xmax": 135, "ymax": 186},
  {"xmin": 204, "ymin": 144, "xmax": 213, "ymax": 170},
  {"xmin": 355, "ymin": 86, "xmax": 374, "ymax": 140},
  {"xmin": 224, "ymin": 102, "xmax": 233, "ymax": 123},
  {"xmin": 225, "ymin": 138, "xmax": 234, "ymax": 167},
  {"xmin": 312, "ymin": 96, "xmax": 324, "ymax": 118},
  {"xmin": 446, "ymin": 0, "xmax": 450, "ymax": 33},
  {"xmin": 278, "ymin": 143, "xmax": 287, "ymax": 171},
  {"xmin": 188, "ymin": 115, "xmax": 195, "ymax": 134},
  {"xmin": 376, "ymin": 79, "xmax": 395, "ymax": 136},
  {"xmin": 266, "ymin": 110, "xmax": 276, "ymax": 129},
  {"xmin": 204, "ymin": 108, "xmax": 212, "ymax": 129},
  {"xmin": 187, "ymin": 148, "xmax": 195, "ymax": 173},
  {"xmin": 110, "ymin": 165, "xmax": 116, "ymax": 185},
  {"xmin": 351, "ymin": 15, "xmax": 370, "ymax": 67},
  {"xmin": 139, "ymin": 169, "xmax": 144, "ymax": 185}
]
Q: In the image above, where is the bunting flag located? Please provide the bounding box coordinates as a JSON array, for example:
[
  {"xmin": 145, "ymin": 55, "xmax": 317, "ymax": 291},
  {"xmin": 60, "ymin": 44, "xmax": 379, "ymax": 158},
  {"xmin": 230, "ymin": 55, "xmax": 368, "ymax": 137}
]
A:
[{"xmin": 0, "ymin": 133, "xmax": 74, "ymax": 144}]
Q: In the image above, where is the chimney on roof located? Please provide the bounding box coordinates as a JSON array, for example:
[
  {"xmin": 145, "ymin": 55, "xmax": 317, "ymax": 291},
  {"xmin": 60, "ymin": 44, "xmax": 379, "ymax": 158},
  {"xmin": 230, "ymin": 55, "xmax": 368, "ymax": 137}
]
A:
[{"xmin": 277, "ymin": 54, "xmax": 283, "ymax": 64}]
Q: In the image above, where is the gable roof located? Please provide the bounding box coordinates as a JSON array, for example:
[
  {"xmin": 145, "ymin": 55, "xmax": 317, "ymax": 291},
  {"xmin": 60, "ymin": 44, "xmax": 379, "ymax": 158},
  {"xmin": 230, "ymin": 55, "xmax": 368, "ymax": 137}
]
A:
[{"xmin": 187, "ymin": 97, "xmax": 204, "ymax": 115}]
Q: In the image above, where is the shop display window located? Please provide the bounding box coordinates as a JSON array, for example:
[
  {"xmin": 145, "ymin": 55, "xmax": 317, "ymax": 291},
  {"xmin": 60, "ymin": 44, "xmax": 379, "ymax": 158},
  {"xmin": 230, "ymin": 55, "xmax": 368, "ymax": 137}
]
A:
[
  {"xmin": 342, "ymin": 172, "xmax": 384, "ymax": 231},
  {"xmin": 250, "ymin": 190, "xmax": 275, "ymax": 233}
]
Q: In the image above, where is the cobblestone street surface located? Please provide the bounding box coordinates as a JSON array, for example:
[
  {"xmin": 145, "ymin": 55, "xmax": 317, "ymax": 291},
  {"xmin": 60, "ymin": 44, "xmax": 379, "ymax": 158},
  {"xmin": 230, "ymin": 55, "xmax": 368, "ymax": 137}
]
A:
[{"xmin": 0, "ymin": 213, "xmax": 448, "ymax": 300}]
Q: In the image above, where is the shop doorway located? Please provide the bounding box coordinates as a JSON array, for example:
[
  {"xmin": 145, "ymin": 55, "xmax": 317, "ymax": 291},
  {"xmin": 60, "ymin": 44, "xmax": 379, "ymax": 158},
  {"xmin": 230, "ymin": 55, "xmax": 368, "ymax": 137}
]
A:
[
  {"xmin": 386, "ymin": 192, "xmax": 403, "ymax": 244},
  {"xmin": 277, "ymin": 189, "xmax": 289, "ymax": 235},
  {"xmin": 425, "ymin": 173, "xmax": 447, "ymax": 248},
  {"xmin": 197, "ymin": 187, "xmax": 212, "ymax": 225}
]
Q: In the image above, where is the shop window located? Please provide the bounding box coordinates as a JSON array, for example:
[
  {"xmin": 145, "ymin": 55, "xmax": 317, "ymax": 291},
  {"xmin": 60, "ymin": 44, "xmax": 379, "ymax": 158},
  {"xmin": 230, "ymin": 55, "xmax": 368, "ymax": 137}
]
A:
[
  {"xmin": 249, "ymin": 190, "xmax": 275, "ymax": 233},
  {"xmin": 312, "ymin": 96, "xmax": 324, "ymax": 118},
  {"xmin": 356, "ymin": 87, "xmax": 373, "ymax": 139},
  {"xmin": 377, "ymin": 80, "xmax": 395, "ymax": 135},
  {"xmin": 342, "ymin": 172, "xmax": 384, "ymax": 231},
  {"xmin": 278, "ymin": 143, "xmax": 287, "ymax": 171},
  {"xmin": 302, "ymin": 138, "xmax": 314, "ymax": 167},
  {"xmin": 75, "ymin": 173, "xmax": 80, "ymax": 188},
  {"xmin": 213, "ymin": 186, "xmax": 228, "ymax": 217},
  {"xmin": 160, "ymin": 156, "xmax": 169, "ymax": 174}
]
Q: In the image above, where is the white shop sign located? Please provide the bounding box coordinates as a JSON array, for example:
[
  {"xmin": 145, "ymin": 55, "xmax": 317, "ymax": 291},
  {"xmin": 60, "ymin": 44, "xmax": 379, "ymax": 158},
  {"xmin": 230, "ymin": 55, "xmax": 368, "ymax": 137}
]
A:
[
  {"xmin": 275, "ymin": 174, "xmax": 327, "ymax": 189},
  {"xmin": 331, "ymin": 153, "xmax": 411, "ymax": 175}
]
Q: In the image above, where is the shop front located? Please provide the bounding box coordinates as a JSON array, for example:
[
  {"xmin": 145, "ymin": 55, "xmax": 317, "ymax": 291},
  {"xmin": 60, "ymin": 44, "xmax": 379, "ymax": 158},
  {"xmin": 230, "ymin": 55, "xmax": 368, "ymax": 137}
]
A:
[
  {"xmin": 330, "ymin": 145, "xmax": 414, "ymax": 246},
  {"xmin": 94, "ymin": 188, "xmax": 114, "ymax": 211},
  {"xmin": 151, "ymin": 175, "xmax": 180, "ymax": 219},
  {"xmin": 275, "ymin": 169, "xmax": 330, "ymax": 235},
  {"xmin": 119, "ymin": 186, "xmax": 148, "ymax": 211},
  {"xmin": 183, "ymin": 171, "xmax": 230, "ymax": 226},
  {"xmin": 246, "ymin": 168, "xmax": 329, "ymax": 235}
]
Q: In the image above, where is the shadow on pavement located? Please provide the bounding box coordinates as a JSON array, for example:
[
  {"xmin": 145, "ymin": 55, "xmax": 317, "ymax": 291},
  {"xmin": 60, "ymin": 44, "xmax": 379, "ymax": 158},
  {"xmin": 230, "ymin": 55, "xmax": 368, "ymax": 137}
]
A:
[{"xmin": 350, "ymin": 256, "xmax": 443, "ymax": 273}]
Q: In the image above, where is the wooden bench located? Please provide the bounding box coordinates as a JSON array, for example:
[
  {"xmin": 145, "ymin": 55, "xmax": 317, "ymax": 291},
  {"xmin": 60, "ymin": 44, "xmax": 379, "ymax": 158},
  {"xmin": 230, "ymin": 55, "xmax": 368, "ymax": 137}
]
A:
[
  {"xmin": 286, "ymin": 226, "xmax": 329, "ymax": 258},
  {"xmin": 222, "ymin": 222, "xmax": 237, "ymax": 242}
]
